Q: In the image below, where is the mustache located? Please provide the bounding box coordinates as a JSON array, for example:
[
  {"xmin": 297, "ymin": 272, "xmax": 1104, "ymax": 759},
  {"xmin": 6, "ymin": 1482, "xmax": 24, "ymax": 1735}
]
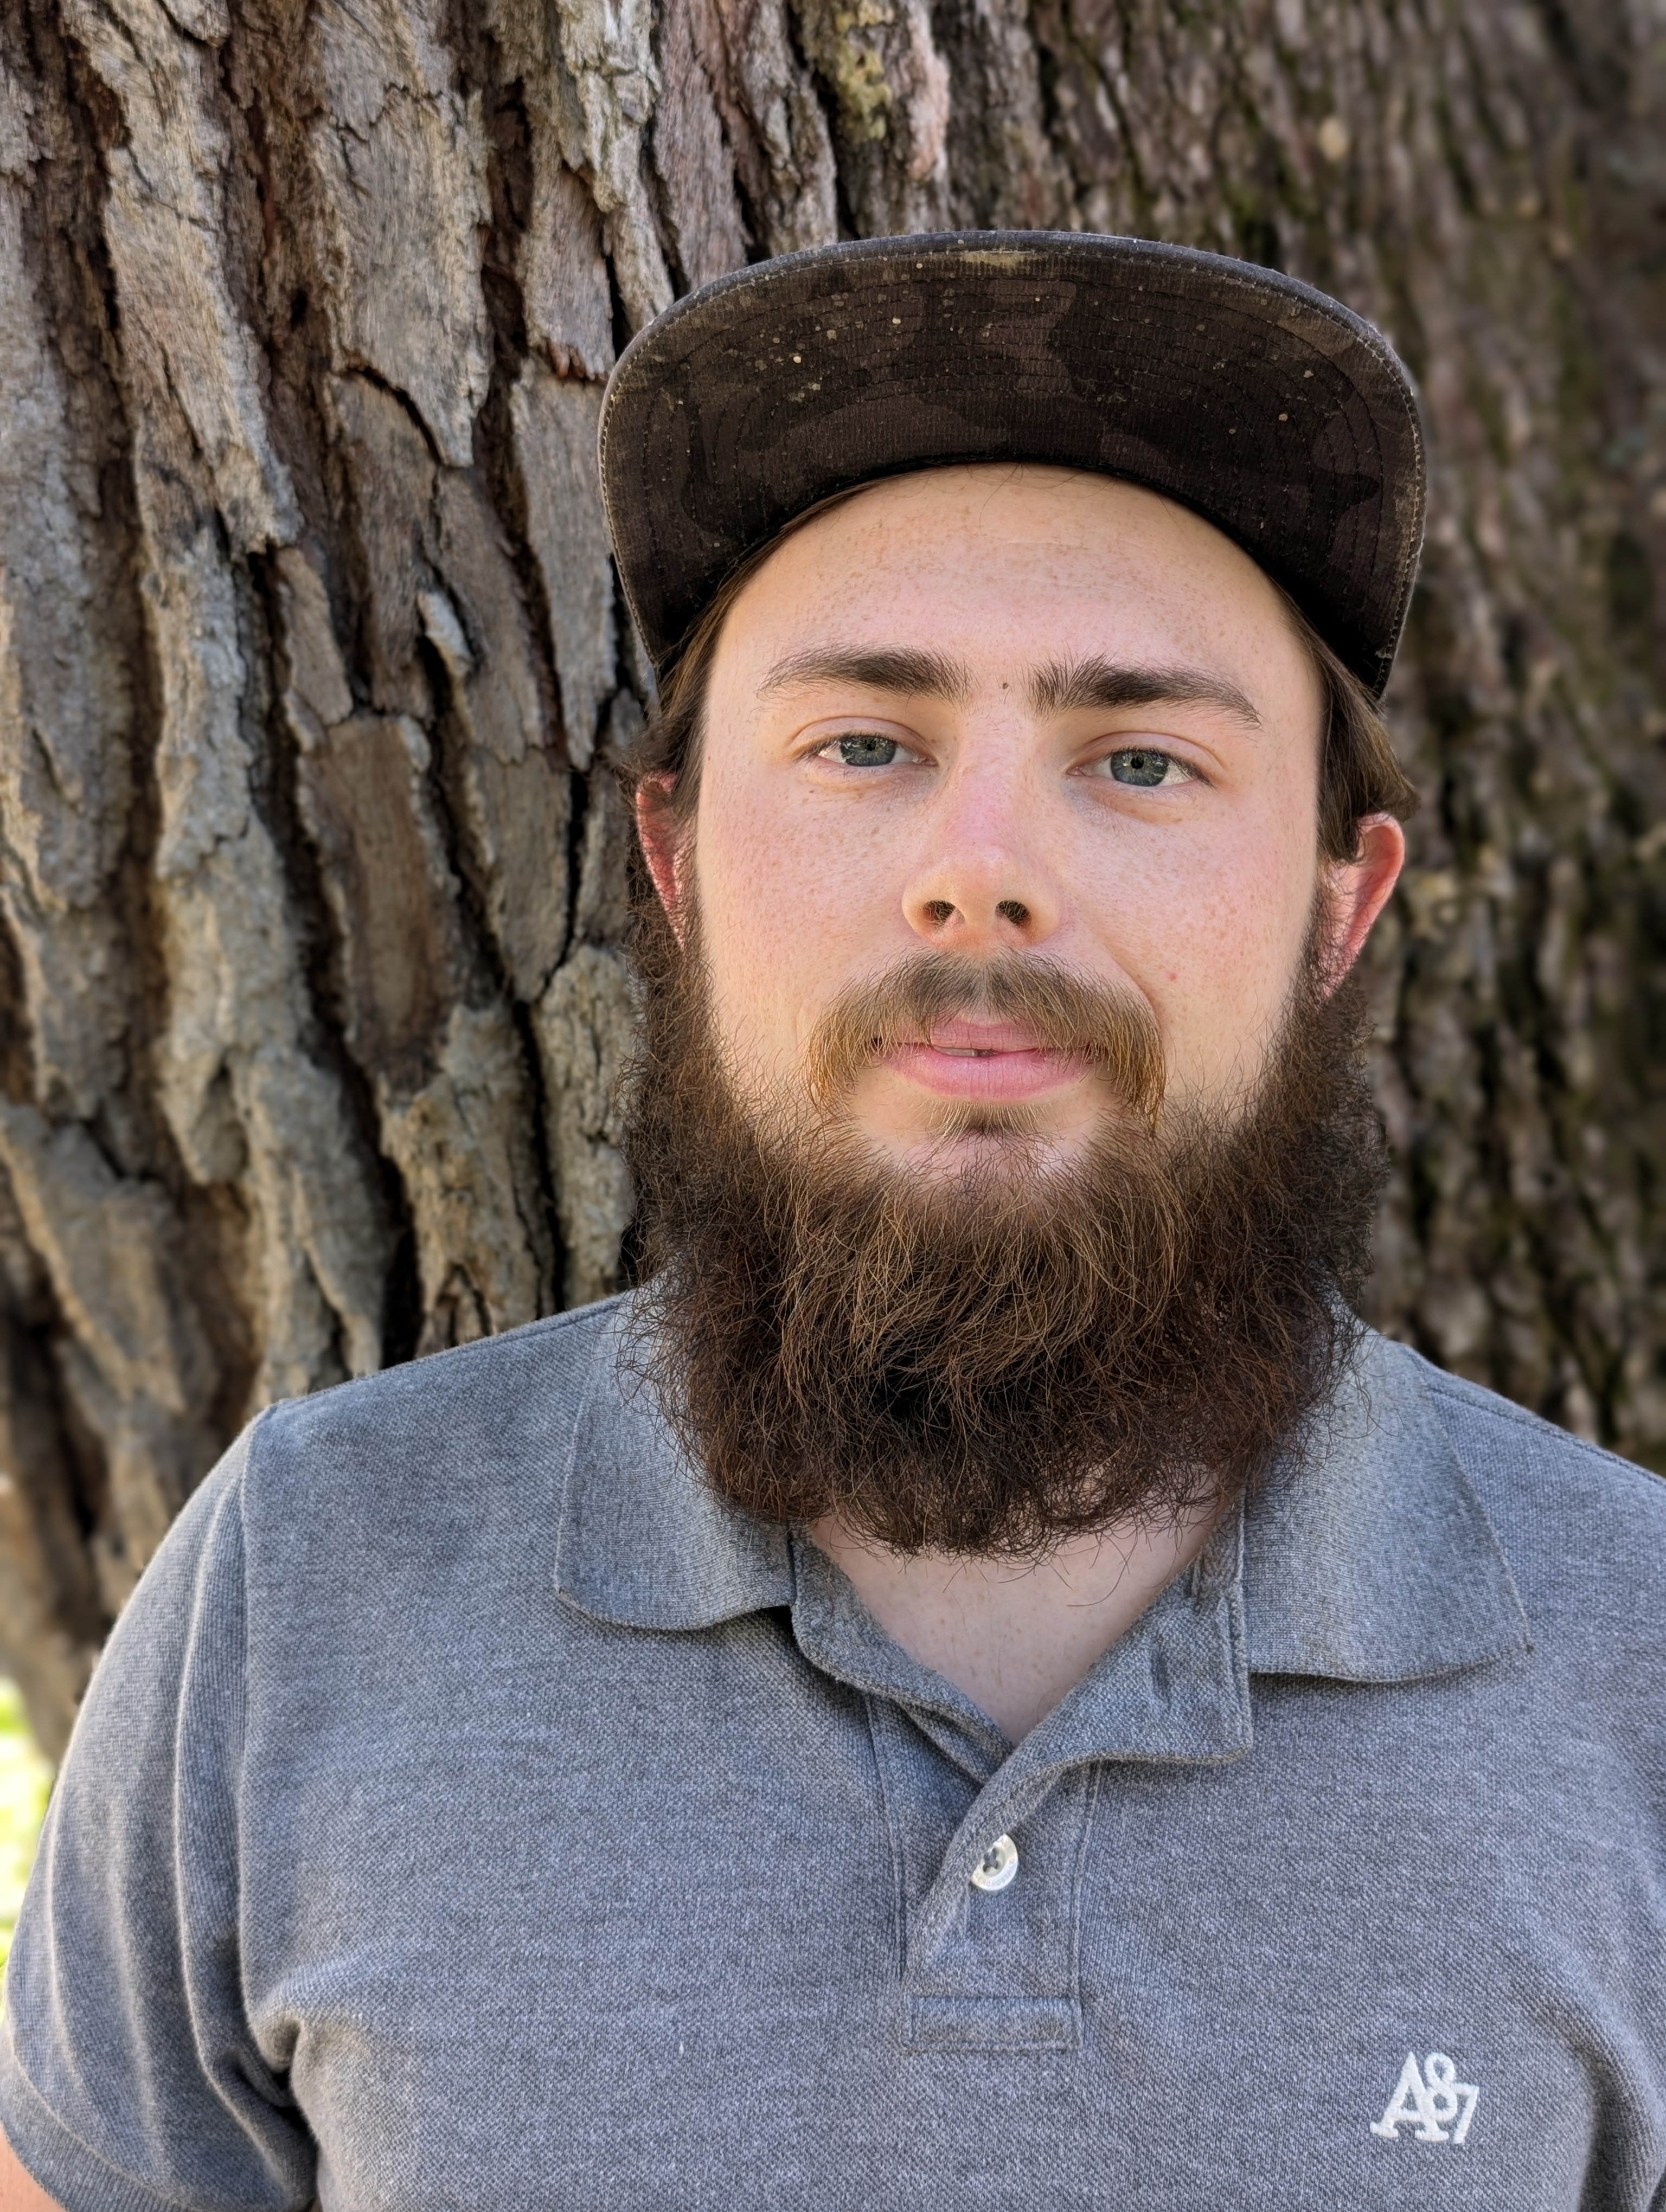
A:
[{"xmin": 804, "ymin": 950, "xmax": 1166, "ymax": 1122}]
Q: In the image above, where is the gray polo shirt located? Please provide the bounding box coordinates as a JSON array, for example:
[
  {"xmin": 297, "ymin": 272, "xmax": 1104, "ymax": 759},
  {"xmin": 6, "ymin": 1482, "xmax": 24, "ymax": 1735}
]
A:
[{"xmin": 4, "ymin": 1294, "xmax": 1666, "ymax": 2210}]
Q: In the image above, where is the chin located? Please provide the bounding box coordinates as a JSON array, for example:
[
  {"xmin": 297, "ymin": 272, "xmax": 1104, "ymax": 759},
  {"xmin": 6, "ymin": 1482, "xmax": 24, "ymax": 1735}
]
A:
[{"xmin": 867, "ymin": 1108, "xmax": 1092, "ymax": 1184}]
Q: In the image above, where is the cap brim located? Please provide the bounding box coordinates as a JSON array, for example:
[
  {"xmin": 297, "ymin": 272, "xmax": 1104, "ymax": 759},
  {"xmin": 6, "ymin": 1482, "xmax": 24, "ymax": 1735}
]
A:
[{"xmin": 599, "ymin": 231, "xmax": 1425, "ymax": 699}]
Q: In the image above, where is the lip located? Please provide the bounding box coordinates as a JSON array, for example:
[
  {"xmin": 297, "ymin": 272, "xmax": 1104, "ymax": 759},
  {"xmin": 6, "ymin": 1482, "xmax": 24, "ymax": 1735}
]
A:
[{"xmin": 881, "ymin": 1020, "xmax": 1092, "ymax": 1101}]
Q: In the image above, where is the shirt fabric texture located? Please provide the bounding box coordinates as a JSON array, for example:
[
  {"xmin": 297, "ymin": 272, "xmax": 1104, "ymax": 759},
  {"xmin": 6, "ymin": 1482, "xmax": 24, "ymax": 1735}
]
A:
[{"xmin": 3, "ymin": 1292, "xmax": 1666, "ymax": 2210}]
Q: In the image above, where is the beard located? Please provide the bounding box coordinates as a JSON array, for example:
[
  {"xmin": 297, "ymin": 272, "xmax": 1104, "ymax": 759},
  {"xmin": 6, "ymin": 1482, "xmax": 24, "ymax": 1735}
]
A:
[{"xmin": 621, "ymin": 898, "xmax": 1387, "ymax": 1558}]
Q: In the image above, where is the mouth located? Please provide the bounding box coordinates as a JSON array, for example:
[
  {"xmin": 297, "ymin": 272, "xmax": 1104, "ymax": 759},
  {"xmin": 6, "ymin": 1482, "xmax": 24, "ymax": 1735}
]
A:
[{"xmin": 881, "ymin": 1017, "xmax": 1094, "ymax": 1102}]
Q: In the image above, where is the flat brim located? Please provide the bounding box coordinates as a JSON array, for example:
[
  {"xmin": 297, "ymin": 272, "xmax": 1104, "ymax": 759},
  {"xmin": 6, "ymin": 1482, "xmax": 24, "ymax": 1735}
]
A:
[{"xmin": 599, "ymin": 231, "xmax": 1425, "ymax": 699}]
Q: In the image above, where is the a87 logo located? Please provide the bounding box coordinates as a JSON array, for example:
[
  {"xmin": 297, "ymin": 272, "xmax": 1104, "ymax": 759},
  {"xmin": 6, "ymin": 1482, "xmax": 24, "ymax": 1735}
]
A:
[{"xmin": 1370, "ymin": 2051, "xmax": 1480, "ymax": 2145}]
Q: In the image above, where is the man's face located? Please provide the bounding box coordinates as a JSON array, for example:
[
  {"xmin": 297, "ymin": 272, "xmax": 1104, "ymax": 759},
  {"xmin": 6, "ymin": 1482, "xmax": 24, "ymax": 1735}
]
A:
[
  {"xmin": 656, "ymin": 464, "xmax": 1397, "ymax": 1175},
  {"xmin": 629, "ymin": 464, "xmax": 1408, "ymax": 1551}
]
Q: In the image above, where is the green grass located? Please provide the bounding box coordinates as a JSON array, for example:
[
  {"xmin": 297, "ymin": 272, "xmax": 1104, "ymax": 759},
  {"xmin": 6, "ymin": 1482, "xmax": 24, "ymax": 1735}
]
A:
[{"xmin": 0, "ymin": 1682, "xmax": 52, "ymax": 1982}]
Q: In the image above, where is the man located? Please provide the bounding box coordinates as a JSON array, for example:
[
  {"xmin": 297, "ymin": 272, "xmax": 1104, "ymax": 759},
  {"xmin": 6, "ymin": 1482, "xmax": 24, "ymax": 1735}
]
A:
[{"xmin": 3, "ymin": 232, "xmax": 1664, "ymax": 2209}]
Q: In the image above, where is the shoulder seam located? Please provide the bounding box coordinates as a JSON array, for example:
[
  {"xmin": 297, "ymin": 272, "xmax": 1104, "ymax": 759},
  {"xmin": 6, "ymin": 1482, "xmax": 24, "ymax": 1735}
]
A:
[
  {"xmin": 409, "ymin": 1298, "xmax": 621, "ymax": 1372},
  {"xmin": 1418, "ymin": 1366, "xmax": 1661, "ymax": 1486},
  {"xmin": 260, "ymin": 1297, "xmax": 623, "ymax": 1417}
]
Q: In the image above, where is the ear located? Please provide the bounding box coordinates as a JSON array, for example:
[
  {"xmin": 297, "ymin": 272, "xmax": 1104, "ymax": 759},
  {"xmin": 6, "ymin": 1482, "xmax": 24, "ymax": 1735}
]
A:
[
  {"xmin": 635, "ymin": 775, "xmax": 690, "ymax": 943},
  {"xmin": 1318, "ymin": 812, "xmax": 1406, "ymax": 988}
]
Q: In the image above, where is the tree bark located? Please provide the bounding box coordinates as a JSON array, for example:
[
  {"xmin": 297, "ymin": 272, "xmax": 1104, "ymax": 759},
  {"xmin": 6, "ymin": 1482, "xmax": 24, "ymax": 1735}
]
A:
[{"xmin": 0, "ymin": 0, "xmax": 1660, "ymax": 1755}]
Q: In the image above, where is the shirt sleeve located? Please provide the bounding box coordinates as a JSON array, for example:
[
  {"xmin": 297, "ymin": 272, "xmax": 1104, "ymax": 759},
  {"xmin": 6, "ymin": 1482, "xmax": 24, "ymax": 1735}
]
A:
[{"xmin": 0, "ymin": 1420, "xmax": 317, "ymax": 2212}]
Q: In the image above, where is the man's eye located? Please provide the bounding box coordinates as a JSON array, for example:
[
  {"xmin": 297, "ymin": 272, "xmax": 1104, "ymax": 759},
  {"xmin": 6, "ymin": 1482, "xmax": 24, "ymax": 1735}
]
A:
[
  {"xmin": 1092, "ymin": 747, "xmax": 1191, "ymax": 787},
  {"xmin": 824, "ymin": 734, "xmax": 904, "ymax": 768}
]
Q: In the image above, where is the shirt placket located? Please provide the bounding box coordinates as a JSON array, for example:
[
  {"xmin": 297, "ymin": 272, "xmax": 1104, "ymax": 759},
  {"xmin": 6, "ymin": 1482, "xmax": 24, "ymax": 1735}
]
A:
[
  {"xmin": 866, "ymin": 1694, "xmax": 1101, "ymax": 2050},
  {"xmin": 790, "ymin": 1521, "xmax": 1254, "ymax": 2060}
]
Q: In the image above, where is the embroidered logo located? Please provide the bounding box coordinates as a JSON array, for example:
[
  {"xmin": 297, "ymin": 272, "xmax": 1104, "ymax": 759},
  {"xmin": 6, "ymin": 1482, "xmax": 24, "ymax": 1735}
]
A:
[{"xmin": 1370, "ymin": 2051, "xmax": 1479, "ymax": 2144}]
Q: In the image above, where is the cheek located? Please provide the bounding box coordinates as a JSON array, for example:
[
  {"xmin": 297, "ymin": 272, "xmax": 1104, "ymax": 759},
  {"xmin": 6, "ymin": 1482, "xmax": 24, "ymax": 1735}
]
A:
[
  {"xmin": 691, "ymin": 763, "xmax": 894, "ymax": 1071},
  {"xmin": 691, "ymin": 805, "xmax": 778, "ymax": 1064},
  {"xmin": 1177, "ymin": 821, "xmax": 1313, "ymax": 964},
  {"xmin": 1087, "ymin": 792, "xmax": 1318, "ymax": 1076},
  {"xmin": 694, "ymin": 784, "xmax": 783, "ymax": 939}
]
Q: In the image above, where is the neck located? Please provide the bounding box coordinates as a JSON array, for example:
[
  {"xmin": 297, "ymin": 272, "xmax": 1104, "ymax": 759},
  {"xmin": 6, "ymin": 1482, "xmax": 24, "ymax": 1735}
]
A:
[{"xmin": 806, "ymin": 1502, "xmax": 1223, "ymax": 1742}]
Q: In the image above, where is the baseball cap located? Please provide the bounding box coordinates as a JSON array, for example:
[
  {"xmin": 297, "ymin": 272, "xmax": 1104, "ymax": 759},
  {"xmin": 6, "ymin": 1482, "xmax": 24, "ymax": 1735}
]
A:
[{"xmin": 598, "ymin": 230, "xmax": 1425, "ymax": 699}]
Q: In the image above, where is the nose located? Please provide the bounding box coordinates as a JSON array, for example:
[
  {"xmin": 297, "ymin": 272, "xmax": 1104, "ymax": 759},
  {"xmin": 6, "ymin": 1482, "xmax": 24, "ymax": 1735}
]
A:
[{"xmin": 900, "ymin": 776, "xmax": 1062, "ymax": 951}]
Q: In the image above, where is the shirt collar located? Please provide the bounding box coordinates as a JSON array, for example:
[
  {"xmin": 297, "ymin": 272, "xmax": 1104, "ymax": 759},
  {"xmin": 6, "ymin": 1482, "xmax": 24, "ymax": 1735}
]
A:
[
  {"xmin": 554, "ymin": 1301, "xmax": 794, "ymax": 1630},
  {"xmin": 555, "ymin": 1298, "xmax": 1530, "ymax": 1685},
  {"xmin": 1241, "ymin": 1329, "xmax": 1531, "ymax": 1680}
]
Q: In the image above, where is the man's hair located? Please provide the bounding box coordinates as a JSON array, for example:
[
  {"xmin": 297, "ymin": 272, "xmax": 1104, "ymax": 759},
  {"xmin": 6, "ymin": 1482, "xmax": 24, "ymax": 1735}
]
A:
[{"xmin": 618, "ymin": 484, "xmax": 1420, "ymax": 866}]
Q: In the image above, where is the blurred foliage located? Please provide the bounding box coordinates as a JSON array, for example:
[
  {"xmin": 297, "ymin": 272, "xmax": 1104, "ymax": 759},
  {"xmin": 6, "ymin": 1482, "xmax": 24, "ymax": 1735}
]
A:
[{"xmin": 0, "ymin": 1679, "xmax": 50, "ymax": 1982}]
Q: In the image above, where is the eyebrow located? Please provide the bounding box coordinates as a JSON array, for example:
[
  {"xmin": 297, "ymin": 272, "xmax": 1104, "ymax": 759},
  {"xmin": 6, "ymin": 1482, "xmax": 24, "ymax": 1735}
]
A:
[
  {"xmin": 756, "ymin": 645, "xmax": 1262, "ymax": 729},
  {"xmin": 756, "ymin": 647, "xmax": 975, "ymax": 704},
  {"xmin": 1028, "ymin": 656, "xmax": 1262, "ymax": 726}
]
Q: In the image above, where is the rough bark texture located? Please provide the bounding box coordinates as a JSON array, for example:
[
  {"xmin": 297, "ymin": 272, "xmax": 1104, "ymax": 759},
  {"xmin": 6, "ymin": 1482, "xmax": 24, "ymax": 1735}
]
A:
[{"xmin": 0, "ymin": 0, "xmax": 1661, "ymax": 1754}]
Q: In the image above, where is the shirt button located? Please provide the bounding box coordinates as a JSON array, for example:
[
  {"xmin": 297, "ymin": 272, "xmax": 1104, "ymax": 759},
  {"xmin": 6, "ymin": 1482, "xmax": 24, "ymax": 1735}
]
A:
[{"xmin": 970, "ymin": 1834, "xmax": 1018, "ymax": 1893}]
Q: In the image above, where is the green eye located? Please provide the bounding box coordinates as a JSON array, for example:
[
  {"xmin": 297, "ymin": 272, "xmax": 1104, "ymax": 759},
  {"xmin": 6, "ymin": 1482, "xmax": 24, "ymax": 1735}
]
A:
[
  {"xmin": 1103, "ymin": 747, "xmax": 1184, "ymax": 787},
  {"xmin": 831, "ymin": 735, "xmax": 902, "ymax": 767}
]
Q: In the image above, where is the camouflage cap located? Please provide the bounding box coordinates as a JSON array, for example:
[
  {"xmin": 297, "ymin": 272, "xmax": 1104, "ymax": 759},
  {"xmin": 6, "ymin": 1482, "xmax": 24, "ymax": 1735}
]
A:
[{"xmin": 598, "ymin": 231, "xmax": 1425, "ymax": 699}]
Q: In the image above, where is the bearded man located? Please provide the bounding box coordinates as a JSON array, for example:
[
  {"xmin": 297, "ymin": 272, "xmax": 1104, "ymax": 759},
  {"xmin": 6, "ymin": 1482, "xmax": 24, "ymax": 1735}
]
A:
[{"xmin": 4, "ymin": 233, "xmax": 1666, "ymax": 2212}]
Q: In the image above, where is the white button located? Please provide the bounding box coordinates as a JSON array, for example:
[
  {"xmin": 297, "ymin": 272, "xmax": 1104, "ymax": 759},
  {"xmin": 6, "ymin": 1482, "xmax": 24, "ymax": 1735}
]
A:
[{"xmin": 970, "ymin": 1834, "xmax": 1018, "ymax": 1893}]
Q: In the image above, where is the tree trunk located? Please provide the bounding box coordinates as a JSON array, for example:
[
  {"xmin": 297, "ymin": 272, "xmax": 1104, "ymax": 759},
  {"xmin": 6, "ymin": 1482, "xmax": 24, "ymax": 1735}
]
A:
[{"xmin": 0, "ymin": 0, "xmax": 1660, "ymax": 1754}]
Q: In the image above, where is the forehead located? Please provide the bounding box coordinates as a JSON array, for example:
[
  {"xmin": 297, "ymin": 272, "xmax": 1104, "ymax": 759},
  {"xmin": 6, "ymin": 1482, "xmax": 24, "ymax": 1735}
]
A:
[{"xmin": 710, "ymin": 464, "xmax": 1308, "ymax": 696}]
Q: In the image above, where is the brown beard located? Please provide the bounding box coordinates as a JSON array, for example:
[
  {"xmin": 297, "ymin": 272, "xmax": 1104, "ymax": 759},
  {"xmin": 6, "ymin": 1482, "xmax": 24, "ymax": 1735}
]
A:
[{"xmin": 621, "ymin": 898, "xmax": 1387, "ymax": 1557}]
